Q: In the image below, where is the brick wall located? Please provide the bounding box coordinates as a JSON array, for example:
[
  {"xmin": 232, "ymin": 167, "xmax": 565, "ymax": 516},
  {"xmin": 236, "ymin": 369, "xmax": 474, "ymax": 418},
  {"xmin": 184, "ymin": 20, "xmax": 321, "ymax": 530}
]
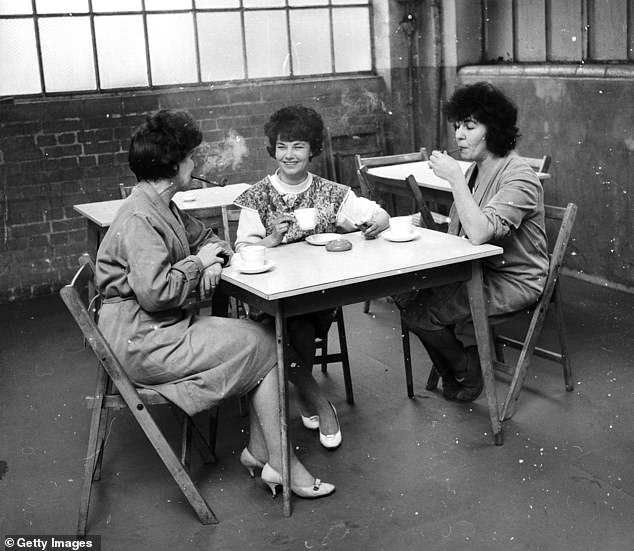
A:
[{"xmin": 0, "ymin": 76, "xmax": 388, "ymax": 302}]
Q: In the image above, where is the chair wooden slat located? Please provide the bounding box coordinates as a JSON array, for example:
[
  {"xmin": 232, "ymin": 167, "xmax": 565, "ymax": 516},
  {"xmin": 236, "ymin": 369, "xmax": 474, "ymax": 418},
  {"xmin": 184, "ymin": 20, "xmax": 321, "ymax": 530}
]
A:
[{"xmin": 314, "ymin": 307, "xmax": 354, "ymax": 405}]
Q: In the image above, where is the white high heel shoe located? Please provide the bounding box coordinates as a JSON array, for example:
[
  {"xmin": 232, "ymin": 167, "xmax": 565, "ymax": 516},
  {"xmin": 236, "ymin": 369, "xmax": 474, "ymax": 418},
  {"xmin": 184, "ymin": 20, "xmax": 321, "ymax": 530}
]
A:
[
  {"xmin": 260, "ymin": 463, "xmax": 335, "ymax": 499},
  {"xmin": 240, "ymin": 447, "xmax": 265, "ymax": 478},
  {"xmin": 299, "ymin": 411, "xmax": 320, "ymax": 430},
  {"xmin": 319, "ymin": 402, "xmax": 342, "ymax": 450}
]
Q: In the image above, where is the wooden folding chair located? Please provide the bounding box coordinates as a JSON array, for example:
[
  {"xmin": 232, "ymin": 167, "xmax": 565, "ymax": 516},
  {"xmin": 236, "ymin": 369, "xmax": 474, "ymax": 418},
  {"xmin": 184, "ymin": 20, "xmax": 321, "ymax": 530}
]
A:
[
  {"xmin": 519, "ymin": 154, "xmax": 551, "ymax": 174},
  {"xmin": 314, "ymin": 307, "xmax": 354, "ymax": 405},
  {"xmin": 407, "ymin": 202, "xmax": 578, "ymax": 420},
  {"xmin": 60, "ymin": 256, "xmax": 218, "ymax": 537}
]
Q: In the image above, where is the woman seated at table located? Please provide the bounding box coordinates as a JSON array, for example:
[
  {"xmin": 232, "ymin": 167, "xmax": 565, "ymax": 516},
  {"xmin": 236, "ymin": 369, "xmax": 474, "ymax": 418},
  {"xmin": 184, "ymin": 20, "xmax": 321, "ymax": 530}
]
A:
[
  {"xmin": 95, "ymin": 109, "xmax": 334, "ymax": 498},
  {"xmin": 396, "ymin": 81, "xmax": 549, "ymax": 402},
  {"xmin": 234, "ymin": 105, "xmax": 389, "ymax": 449}
]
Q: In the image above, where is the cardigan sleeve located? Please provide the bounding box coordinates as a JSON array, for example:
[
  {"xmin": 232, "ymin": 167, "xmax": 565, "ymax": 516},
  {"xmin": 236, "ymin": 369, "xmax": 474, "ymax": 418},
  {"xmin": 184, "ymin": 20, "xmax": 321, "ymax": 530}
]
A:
[{"xmin": 481, "ymin": 170, "xmax": 542, "ymax": 243}]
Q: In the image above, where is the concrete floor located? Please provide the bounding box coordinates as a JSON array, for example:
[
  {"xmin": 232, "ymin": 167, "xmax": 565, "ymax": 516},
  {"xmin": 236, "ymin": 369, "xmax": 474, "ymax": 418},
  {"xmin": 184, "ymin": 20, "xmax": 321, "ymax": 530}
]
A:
[{"xmin": 1, "ymin": 275, "xmax": 633, "ymax": 551}]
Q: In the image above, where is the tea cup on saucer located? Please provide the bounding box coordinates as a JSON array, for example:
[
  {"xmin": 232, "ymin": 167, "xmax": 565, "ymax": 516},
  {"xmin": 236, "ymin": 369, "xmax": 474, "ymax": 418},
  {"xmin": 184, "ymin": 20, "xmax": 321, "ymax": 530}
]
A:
[
  {"xmin": 389, "ymin": 216, "xmax": 414, "ymax": 238},
  {"xmin": 239, "ymin": 245, "xmax": 266, "ymax": 269}
]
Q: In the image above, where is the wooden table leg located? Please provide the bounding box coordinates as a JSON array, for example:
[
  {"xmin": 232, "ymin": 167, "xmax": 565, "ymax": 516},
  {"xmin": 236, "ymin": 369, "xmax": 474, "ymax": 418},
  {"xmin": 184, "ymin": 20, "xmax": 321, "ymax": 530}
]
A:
[
  {"xmin": 274, "ymin": 304, "xmax": 292, "ymax": 516},
  {"xmin": 466, "ymin": 260, "xmax": 504, "ymax": 445}
]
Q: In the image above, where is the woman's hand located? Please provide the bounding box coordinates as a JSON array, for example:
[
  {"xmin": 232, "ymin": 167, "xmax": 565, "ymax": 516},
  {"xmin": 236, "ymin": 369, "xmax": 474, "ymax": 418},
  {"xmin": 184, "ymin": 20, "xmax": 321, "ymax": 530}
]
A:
[
  {"xmin": 429, "ymin": 150, "xmax": 464, "ymax": 187},
  {"xmin": 196, "ymin": 242, "xmax": 230, "ymax": 268},
  {"xmin": 360, "ymin": 209, "xmax": 390, "ymax": 239},
  {"xmin": 269, "ymin": 214, "xmax": 295, "ymax": 246},
  {"xmin": 198, "ymin": 263, "xmax": 222, "ymax": 299}
]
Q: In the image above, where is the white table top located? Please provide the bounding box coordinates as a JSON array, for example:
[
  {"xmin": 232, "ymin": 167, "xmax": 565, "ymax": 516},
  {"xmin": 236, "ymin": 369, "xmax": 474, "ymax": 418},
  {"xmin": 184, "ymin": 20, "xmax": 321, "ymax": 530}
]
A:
[
  {"xmin": 222, "ymin": 229, "xmax": 501, "ymax": 301},
  {"xmin": 73, "ymin": 184, "xmax": 250, "ymax": 227},
  {"xmin": 367, "ymin": 161, "xmax": 470, "ymax": 192},
  {"xmin": 368, "ymin": 160, "xmax": 549, "ymax": 192}
]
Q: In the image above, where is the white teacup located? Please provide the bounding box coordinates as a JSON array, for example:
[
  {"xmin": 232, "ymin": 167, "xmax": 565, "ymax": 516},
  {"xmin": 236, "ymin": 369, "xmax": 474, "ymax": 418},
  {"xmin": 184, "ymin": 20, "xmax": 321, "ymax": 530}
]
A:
[
  {"xmin": 389, "ymin": 216, "xmax": 414, "ymax": 238},
  {"xmin": 294, "ymin": 208, "xmax": 318, "ymax": 231},
  {"xmin": 239, "ymin": 245, "xmax": 266, "ymax": 269}
]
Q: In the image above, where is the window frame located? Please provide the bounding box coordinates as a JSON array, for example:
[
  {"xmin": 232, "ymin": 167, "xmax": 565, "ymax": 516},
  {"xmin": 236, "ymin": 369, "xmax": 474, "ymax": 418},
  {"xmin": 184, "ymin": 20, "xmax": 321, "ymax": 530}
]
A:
[{"xmin": 0, "ymin": 0, "xmax": 375, "ymax": 99}]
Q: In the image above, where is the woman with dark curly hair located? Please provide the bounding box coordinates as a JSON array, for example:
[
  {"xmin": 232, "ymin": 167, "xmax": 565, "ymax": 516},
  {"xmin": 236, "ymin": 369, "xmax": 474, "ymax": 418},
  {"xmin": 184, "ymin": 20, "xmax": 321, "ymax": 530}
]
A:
[
  {"xmin": 234, "ymin": 105, "xmax": 389, "ymax": 450},
  {"xmin": 96, "ymin": 109, "xmax": 334, "ymax": 499},
  {"xmin": 396, "ymin": 82, "xmax": 549, "ymax": 402}
]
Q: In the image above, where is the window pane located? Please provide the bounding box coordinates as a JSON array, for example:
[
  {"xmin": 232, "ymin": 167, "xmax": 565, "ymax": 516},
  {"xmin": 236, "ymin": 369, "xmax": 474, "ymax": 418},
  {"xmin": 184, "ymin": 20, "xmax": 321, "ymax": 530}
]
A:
[
  {"xmin": 35, "ymin": 0, "xmax": 88, "ymax": 14},
  {"xmin": 289, "ymin": 0, "xmax": 328, "ymax": 5},
  {"xmin": 95, "ymin": 15, "xmax": 148, "ymax": 89},
  {"xmin": 333, "ymin": 7, "xmax": 371, "ymax": 72},
  {"xmin": 198, "ymin": 12, "xmax": 245, "ymax": 81},
  {"xmin": 196, "ymin": 0, "xmax": 239, "ymax": 7},
  {"xmin": 147, "ymin": 13, "xmax": 197, "ymax": 85},
  {"xmin": 0, "ymin": 19, "xmax": 40, "ymax": 95},
  {"xmin": 244, "ymin": 11, "xmax": 289, "ymax": 78},
  {"xmin": 0, "ymin": 0, "xmax": 32, "ymax": 15},
  {"xmin": 332, "ymin": 0, "xmax": 367, "ymax": 4},
  {"xmin": 290, "ymin": 9, "xmax": 331, "ymax": 75},
  {"xmin": 145, "ymin": 0, "xmax": 191, "ymax": 10},
  {"xmin": 39, "ymin": 17, "xmax": 96, "ymax": 92},
  {"xmin": 93, "ymin": 0, "xmax": 142, "ymax": 12},
  {"xmin": 243, "ymin": 0, "xmax": 285, "ymax": 8}
]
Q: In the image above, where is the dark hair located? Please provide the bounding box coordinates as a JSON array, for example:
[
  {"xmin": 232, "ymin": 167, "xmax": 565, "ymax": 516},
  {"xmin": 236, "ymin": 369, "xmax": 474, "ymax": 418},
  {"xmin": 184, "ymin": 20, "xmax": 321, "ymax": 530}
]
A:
[
  {"xmin": 443, "ymin": 82, "xmax": 520, "ymax": 157},
  {"xmin": 264, "ymin": 105, "xmax": 324, "ymax": 159},
  {"xmin": 128, "ymin": 109, "xmax": 203, "ymax": 182}
]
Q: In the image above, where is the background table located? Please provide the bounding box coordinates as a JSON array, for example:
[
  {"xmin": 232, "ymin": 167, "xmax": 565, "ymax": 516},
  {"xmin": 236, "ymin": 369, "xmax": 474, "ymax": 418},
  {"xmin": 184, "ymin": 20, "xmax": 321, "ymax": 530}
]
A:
[
  {"xmin": 74, "ymin": 184, "xmax": 250, "ymax": 255},
  {"xmin": 368, "ymin": 160, "xmax": 550, "ymax": 213},
  {"xmin": 220, "ymin": 229, "xmax": 503, "ymax": 516}
]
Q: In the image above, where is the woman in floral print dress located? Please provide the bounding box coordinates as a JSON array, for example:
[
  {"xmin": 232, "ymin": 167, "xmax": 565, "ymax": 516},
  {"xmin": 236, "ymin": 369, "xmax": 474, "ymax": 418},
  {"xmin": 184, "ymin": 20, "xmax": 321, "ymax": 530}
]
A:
[{"xmin": 234, "ymin": 105, "xmax": 389, "ymax": 450}]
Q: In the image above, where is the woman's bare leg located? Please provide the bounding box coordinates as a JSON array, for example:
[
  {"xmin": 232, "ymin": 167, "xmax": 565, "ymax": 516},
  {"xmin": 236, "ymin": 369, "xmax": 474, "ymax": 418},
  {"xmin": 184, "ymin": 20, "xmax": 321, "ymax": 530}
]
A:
[
  {"xmin": 248, "ymin": 366, "xmax": 314, "ymax": 487},
  {"xmin": 287, "ymin": 318, "xmax": 339, "ymax": 435}
]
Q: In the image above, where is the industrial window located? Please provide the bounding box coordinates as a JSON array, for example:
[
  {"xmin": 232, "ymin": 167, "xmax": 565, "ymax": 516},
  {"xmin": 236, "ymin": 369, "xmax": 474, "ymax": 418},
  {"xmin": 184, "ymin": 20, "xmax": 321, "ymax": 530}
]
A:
[{"xmin": 0, "ymin": 0, "xmax": 373, "ymax": 97}]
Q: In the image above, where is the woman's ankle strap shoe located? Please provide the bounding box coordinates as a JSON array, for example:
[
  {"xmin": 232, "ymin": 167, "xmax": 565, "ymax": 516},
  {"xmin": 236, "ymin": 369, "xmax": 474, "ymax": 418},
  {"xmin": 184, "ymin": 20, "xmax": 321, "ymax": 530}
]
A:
[
  {"xmin": 319, "ymin": 402, "xmax": 342, "ymax": 450},
  {"xmin": 261, "ymin": 463, "xmax": 335, "ymax": 499},
  {"xmin": 240, "ymin": 447, "xmax": 265, "ymax": 478}
]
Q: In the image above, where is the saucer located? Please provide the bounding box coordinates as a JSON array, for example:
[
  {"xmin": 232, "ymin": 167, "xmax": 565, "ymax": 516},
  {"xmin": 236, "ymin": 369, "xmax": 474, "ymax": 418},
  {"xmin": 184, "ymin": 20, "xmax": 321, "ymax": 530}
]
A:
[
  {"xmin": 234, "ymin": 258, "xmax": 275, "ymax": 274},
  {"xmin": 382, "ymin": 229, "xmax": 418, "ymax": 242},
  {"xmin": 305, "ymin": 233, "xmax": 340, "ymax": 246}
]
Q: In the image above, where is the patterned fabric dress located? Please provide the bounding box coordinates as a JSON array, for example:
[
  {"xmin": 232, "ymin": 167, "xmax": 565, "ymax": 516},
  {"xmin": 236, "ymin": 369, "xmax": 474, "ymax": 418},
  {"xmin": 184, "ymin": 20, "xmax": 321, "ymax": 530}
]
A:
[
  {"xmin": 234, "ymin": 174, "xmax": 350, "ymax": 244},
  {"xmin": 234, "ymin": 173, "xmax": 355, "ymax": 338}
]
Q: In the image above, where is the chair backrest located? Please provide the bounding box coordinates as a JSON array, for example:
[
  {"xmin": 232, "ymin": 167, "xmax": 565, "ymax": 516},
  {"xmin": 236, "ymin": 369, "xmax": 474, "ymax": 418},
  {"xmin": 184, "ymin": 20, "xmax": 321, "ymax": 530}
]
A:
[
  {"xmin": 119, "ymin": 182, "xmax": 133, "ymax": 198},
  {"xmin": 519, "ymin": 155, "xmax": 551, "ymax": 174},
  {"xmin": 355, "ymin": 148, "xmax": 429, "ymax": 171},
  {"xmin": 405, "ymin": 175, "xmax": 439, "ymax": 231},
  {"xmin": 323, "ymin": 122, "xmax": 387, "ymax": 185},
  {"xmin": 540, "ymin": 202, "xmax": 578, "ymax": 304},
  {"xmin": 354, "ymin": 148, "xmax": 429, "ymax": 202}
]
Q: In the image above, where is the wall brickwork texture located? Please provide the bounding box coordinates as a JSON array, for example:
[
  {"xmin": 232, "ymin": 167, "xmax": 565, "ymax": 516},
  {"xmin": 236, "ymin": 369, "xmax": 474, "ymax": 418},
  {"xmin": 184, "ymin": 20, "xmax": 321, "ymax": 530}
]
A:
[{"xmin": 0, "ymin": 76, "xmax": 388, "ymax": 302}]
